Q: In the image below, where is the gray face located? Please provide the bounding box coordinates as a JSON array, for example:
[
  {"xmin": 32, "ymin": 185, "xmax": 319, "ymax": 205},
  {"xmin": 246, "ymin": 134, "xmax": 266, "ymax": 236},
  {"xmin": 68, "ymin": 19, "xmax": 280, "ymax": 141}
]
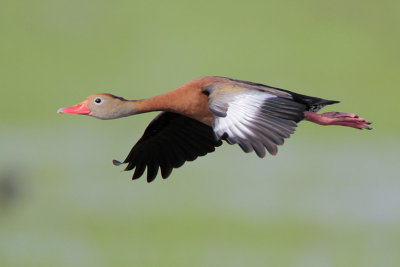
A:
[{"xmin": 86, "ymin": 94, "xmax": 132, "ymax": 120}]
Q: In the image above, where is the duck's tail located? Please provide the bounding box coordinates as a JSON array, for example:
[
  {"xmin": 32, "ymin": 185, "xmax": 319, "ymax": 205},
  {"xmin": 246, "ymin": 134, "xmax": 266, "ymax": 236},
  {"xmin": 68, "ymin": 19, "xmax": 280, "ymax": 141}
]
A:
[{"xmin": 291, "ymin": 92, "xmax": 340, "ymax": 112}]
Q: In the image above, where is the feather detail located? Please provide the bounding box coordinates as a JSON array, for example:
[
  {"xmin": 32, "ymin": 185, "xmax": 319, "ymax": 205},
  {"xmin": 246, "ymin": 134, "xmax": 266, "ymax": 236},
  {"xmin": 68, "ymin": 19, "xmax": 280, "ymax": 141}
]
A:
[
  {"xmin": 114, "ymin": 112, "xmax": 222, "ymax": 182},
  {"xmin": 208, "ymin": 87, "xmax": 306, "ymax": 157}
]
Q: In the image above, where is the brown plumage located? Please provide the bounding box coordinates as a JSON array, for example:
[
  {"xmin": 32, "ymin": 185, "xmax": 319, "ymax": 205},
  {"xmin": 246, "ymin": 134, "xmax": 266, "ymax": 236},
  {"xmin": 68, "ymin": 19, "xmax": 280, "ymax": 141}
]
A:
[{"xmin": 58, "ymin": 76, "xmax": 372, "ymax": 182}]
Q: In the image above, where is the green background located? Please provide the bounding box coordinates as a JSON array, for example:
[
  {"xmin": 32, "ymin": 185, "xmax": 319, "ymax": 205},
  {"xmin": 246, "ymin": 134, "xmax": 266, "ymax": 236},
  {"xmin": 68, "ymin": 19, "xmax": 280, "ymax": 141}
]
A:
[{"xmin": 1, "ymin": 0, "xmax": 399, "ymax": 266}]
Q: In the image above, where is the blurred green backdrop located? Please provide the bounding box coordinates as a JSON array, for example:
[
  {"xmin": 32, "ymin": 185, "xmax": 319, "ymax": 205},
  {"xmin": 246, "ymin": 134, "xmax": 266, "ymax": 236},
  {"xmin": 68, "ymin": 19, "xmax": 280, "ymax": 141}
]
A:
[{"xmin": 1, "ymin": 0, "xmax": 399, "ymax": 266}]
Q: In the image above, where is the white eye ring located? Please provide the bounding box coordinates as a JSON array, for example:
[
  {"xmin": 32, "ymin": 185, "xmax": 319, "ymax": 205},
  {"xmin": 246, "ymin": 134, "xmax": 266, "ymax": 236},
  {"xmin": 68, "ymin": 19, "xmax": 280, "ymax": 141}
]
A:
[{"xmin": 94, "ymin": 97, "xmax": 103, "ymax": 104}]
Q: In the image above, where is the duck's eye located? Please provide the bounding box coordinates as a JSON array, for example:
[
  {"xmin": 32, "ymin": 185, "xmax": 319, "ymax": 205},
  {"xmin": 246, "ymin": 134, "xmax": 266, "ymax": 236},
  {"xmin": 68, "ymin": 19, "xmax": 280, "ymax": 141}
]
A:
[{"xmin": 94, "ymin": 97, "xmax": 103, "ymax": 104}]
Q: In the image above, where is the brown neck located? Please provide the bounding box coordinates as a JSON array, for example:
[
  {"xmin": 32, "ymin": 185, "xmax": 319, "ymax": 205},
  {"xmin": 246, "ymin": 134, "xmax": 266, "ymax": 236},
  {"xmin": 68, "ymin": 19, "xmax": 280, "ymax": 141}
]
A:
[
  {"xmin": 129, "ymin": 92, "xmax": 175, "ymax": 115},
  {"xmin": 124, "ymin": 76, "xmax": 219, "ymax": 119}
]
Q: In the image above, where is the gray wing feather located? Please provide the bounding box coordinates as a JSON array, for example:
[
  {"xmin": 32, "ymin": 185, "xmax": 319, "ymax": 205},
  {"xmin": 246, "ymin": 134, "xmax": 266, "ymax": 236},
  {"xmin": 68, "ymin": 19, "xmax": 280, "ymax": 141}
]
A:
[{"xmin": 207, "ymin": 83, "xmax": 306, "ymax": 157}]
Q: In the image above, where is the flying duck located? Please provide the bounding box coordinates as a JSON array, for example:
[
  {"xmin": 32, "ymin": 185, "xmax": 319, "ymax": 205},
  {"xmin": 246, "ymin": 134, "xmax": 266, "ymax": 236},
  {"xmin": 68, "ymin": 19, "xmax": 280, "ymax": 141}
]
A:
[{"xmin": 58, "ymin": 76, "xmax": 372, "ymax": 182}]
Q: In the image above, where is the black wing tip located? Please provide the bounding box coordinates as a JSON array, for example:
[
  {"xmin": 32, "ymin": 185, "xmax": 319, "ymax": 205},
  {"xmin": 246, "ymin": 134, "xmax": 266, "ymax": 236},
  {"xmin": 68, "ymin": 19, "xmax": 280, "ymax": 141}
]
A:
[
  {"xmin": 116, "ymin": 112, "xmax": 221, "ymax": 183},
  {"xmin": 147, "ymin": 176, "xmax": 156, "ymax": 183},
  {"xmin": 161, "ymin": 168, "xmax": 173, "ymax": 179},
  {"xmin": 112, "ymin": 159, "xmax": 123, "ymax": 166}
]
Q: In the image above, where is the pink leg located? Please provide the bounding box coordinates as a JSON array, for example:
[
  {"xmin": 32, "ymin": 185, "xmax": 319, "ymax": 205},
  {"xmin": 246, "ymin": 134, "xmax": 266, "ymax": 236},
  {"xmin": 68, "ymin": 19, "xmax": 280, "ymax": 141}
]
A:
[{"xmin": 304, "ymin": 111, "xmax": 372, "ymax": 130}]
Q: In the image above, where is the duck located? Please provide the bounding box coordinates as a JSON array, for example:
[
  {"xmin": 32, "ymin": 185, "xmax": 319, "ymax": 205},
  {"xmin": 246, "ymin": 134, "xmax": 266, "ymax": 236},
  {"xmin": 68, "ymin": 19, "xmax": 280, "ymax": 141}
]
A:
[{"xmin": 58, "ymin": 76, "xmax": 372, "ymax": 182}]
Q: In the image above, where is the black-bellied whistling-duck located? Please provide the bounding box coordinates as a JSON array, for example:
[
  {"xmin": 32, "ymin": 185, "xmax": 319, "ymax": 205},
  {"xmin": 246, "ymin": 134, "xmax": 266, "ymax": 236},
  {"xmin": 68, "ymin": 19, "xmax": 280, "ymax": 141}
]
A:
[{"xmin": 58, "ymin": 76, "xmax": 372, "ymax": 182}]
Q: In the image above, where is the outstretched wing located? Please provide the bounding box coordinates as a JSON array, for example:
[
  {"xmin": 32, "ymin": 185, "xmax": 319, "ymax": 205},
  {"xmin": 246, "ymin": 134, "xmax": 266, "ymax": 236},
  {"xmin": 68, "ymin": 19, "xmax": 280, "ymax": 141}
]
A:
[
  {"xmin": 113, "ymin": 112, "xmax": 222, "ymax": 182},
  {"xmin": 204, "ymin": 83, "xmax": 306, "ymax": 157}
]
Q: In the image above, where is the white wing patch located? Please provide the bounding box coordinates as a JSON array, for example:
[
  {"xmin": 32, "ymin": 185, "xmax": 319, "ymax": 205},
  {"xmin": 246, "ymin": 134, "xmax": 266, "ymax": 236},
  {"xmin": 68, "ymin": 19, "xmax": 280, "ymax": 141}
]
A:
[
  {"xmin": 210, "ymin": 89, "xmax": 303, "ymax": 157},
  {"xmin": 213, "ymin": 91, "xmax": 275, "ymax": 139}
]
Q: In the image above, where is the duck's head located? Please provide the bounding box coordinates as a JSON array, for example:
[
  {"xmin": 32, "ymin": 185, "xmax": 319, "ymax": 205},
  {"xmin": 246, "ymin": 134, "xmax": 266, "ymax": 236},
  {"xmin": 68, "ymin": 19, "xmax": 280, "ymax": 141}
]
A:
[{"xmin": 58, "ymin": 93, "xmax": 135, "ymax": 119}]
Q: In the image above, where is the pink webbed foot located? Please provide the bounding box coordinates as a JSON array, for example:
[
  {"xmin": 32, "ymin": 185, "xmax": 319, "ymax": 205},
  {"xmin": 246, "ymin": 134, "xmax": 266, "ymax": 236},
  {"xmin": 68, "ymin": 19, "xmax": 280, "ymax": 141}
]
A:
[{"xmin": 304, "ymin": 111, "xmax": 372, "ymax": 130}]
